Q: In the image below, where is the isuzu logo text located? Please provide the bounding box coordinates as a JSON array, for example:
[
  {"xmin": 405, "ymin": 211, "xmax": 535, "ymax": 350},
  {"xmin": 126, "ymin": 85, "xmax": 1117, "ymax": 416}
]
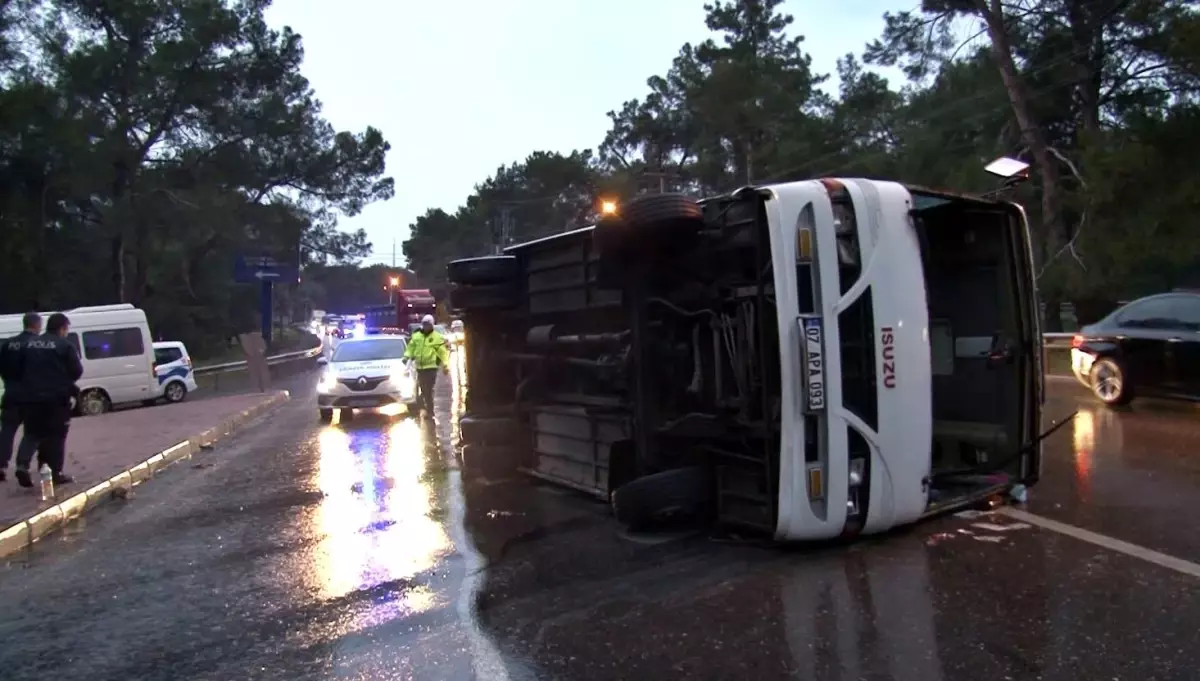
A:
[{"xmin": 880, "ymin": 327, "xmax": 896, "ymax": 389}]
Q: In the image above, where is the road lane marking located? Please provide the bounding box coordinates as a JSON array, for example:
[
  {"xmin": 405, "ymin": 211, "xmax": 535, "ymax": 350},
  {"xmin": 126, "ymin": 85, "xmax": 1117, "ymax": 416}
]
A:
[{"xmin": 997, "ymin": 507, "xmax": 1200, "ymax": 580}]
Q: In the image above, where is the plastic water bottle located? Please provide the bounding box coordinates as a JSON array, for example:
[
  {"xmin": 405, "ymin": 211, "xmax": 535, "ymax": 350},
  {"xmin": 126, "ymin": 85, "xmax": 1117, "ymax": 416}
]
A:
[{"xmin": 39, "ymin": 464, "xmax": 54, "ymax": 502}]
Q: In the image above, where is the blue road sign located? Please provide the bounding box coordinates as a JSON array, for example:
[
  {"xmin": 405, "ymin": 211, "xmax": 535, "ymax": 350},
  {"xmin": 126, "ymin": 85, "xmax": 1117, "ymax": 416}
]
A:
[
  {"xmin": 234, "ymin": 253, "xmax": 299, "ymax": 284},
  {"xmin": 235, "ymin": 252, "xmax": 298, "ymax": 345}
]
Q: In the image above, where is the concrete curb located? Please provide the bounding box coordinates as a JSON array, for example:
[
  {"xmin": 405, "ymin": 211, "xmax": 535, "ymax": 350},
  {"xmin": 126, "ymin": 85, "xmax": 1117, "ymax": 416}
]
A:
[{"xmin": 0, "ymin": 390, "xmax": 291, "ymax": 559}]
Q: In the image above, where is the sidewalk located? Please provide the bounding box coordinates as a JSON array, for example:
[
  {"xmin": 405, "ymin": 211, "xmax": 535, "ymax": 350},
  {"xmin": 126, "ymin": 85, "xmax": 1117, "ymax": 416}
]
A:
[{"xmin": 0, "ymin": 391, "xmax": 289, "ymax": 557}]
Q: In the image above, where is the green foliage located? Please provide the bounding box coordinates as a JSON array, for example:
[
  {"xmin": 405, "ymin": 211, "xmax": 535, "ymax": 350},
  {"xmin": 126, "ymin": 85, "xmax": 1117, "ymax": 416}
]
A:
[
  {"xmin": 299, "ymin": 263, "xmax": 414, "ymax": 315},
  {"xmin": 404, "ymin": 0, "xmax": 1200, "ymax": 316},
  {"xmin": 404, "ymin": 150, "xmax": 603, "ymax": 292},
  {"xmin": 0, "ymin": 0, "xmax": 393, "ymax": 352}
]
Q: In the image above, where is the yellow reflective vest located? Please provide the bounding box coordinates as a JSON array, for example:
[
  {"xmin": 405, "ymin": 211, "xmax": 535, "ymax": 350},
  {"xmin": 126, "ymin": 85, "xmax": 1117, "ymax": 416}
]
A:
[{"xmin": 404, "ymin": 330, "xmax": 449, "ymax": 370}]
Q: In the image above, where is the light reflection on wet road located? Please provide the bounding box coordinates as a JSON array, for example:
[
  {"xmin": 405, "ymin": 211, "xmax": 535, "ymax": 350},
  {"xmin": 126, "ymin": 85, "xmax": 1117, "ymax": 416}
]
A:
[
  {"xmin": 1036, "ymin": 379, "xmax": 1200, "ymax": 562},
  {"xmin": 0, "ymin": 363, "xmax": 1197, "ymax": 680}
]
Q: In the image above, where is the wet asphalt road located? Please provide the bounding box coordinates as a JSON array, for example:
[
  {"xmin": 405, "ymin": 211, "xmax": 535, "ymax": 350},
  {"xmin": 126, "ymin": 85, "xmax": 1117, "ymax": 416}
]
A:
[{"xmin": 1, "ymin": 360, "xmax": 1198, "ymax": 680}]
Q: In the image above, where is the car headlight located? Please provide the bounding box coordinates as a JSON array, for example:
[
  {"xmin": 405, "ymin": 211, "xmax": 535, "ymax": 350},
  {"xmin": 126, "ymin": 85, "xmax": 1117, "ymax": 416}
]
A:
[{"xmin": 317, "ymin": 370, "xmax": 337, "ymax": 392}]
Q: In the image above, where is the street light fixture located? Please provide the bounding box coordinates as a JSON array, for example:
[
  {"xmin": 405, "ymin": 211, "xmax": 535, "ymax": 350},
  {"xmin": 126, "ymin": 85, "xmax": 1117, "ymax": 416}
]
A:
[
  {"xmin": 600, "ymin": 199, "xmax": 618, "ymax": 216},
  {"xmin": 980, "ymin": 156, "xmax": 1031, "ymax": 199},
  {"xmin": 386, "ymin": 275, "xmax": 402, "ymax": 304},
  {"xmin": 984, "ymin": 156, "xmax": 1030, "ymax": 181}
]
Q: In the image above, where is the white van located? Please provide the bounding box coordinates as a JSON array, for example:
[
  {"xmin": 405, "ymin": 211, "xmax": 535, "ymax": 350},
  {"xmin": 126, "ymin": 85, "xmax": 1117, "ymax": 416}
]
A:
[{"xmin": 0, "ymin": 304, "xmax": 157, "ymax": 415}]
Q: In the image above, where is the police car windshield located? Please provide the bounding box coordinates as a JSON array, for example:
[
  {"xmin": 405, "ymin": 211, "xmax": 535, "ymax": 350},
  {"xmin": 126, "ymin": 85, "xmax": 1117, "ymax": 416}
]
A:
[{"xmin": 331, "ymin": 338, "xmax": 406, "ymax": 363}]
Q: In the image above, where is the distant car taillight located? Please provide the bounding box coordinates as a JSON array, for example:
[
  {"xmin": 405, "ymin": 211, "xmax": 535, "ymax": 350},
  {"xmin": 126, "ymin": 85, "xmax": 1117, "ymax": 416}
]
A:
[{"xmin": 1071, "ymin": 334, "xmax": 1084, "ymax": 349}]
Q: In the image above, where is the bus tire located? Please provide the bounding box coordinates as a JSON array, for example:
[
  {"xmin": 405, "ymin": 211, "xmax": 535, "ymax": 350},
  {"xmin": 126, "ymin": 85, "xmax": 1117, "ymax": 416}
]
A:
[
  {"xmin": 447, "ymin": 256, "xmax": 518, "ymax": 286},
  {"xmin": 459, "ymin": 415, "xmax": 519, "ymax": 445},
  {"xmin": 461, "ymin": 444, "xmax": 519, "ymax": 479},
  {"xmin": 623, "ymin": 192, "xmax": 704, "ymax": 232},
  {"xmin": 594, "ymin": 193, "xmax": 704, "ymax": 260},
  {"xmin": 449, "ymin": 283, "xmax": 517, "ymax": 311},
  {"xmin": 611, "ymin": 466, "xmax": 712, "ymax": 529}
]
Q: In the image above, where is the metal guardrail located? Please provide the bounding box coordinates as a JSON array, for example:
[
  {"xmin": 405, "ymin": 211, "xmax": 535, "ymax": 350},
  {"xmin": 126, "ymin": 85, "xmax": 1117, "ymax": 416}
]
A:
[
  {"xmin": 1042, "ymin": 332, "xmax": 1076, "ymax": 349},
  {"xmin": 193, "ymin": 338, "xmax": 324, "ymax": 377}
]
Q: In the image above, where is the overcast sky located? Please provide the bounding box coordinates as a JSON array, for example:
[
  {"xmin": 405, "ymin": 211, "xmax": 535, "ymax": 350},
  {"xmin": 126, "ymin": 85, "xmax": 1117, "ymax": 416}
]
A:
[{"xmin": 263, "ymin": 0, "xmax": 910, "ymax": 266}]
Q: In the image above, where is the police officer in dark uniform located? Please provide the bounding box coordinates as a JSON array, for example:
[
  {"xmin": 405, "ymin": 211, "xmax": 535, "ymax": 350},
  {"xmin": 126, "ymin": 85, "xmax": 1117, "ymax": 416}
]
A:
[
  {"xmin": 12, "ymin": 312, "xmax": 82, "ymax": 487},
  {"xmin": 0, "ymin": 312, "xmax": 41, "ymax": 482}
]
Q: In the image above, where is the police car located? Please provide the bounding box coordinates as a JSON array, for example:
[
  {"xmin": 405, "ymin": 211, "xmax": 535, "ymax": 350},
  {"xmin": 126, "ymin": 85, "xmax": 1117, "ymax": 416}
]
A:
[
  {"xmin": 152, "ymin": 341, "xmax": 198, "ymax": 403},
  {"xmin": 315, "ymin": 335, "xmax": 418, "ymax": 422}
]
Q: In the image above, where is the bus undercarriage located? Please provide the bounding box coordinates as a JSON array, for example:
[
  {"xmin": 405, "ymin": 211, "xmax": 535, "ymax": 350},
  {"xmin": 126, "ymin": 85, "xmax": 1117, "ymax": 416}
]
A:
[{"xmin": 450, "ymin": 181, "xmax": 1041, "ymax": 538}]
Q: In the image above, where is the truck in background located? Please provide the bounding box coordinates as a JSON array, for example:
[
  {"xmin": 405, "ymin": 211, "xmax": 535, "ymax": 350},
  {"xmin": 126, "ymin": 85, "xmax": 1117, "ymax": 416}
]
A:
[
  {"xmin": 448, "ymin": 178, "xmax": 1043, "ymax": 542},
  {"xmin": 397, "ymin": 289, "xmax": 437, "ymax": 335},
  {"xmin": 363, "ymin": 303, "xmax": 400, "ymax": 335},
  {"xmin": 359, "ymin": 290, "xmax": 438, "ymax": 336}
]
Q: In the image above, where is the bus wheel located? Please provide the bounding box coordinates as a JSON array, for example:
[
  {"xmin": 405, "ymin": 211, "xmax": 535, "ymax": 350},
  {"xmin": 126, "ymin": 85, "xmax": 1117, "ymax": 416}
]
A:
[
  {"xmin": 594, "ymin": 193, "xmax": 704, "ymax": 262},
  {"xmin": 448, "ymin": 256, "xmax": 518, "ymax": 286},
  {"xmin": 448, "ymin": 282, "xmax": 517, "ymax": 311},
  {"xmin": 459, "ymin": 415, "xmax": 519, "ymax": 445},
  {"xmin": 612, "ymin": 466, "xmax": 712, "ymax": 530},
  {"xmin": 461, "ymin": 444, "xmax": 518, "ymax": 480}
]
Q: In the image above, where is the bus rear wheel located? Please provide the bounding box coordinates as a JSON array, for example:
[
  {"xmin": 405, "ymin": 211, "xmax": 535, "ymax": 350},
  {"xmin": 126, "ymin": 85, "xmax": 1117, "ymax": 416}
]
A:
[
  {"xmin": 611, "ymin": 467, "xmax": 712, "ymax": 530},
  {"xmin": 448, "ymin": 256, "xmax": 517, "ymax": 286}
]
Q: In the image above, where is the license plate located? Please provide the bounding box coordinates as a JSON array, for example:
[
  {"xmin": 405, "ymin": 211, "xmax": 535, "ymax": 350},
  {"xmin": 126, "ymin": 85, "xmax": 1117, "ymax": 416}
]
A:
[
  {"xmin": 347, "ymin": 398, "xmax": 379, "ymax": 408},
  {"xmin": 799, "ymin": 315, "xmax": 826, "ymax": 411}
]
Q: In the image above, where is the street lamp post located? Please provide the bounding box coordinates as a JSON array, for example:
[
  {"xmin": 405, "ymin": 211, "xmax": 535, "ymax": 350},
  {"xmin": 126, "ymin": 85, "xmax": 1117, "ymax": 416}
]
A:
[{"xmin": 388, "ymin": 276, "xmax": 400, "ymax": 304}]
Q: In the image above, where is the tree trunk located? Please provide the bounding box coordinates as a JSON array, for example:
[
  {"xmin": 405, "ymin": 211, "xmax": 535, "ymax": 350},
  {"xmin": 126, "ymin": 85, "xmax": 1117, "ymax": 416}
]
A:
[
  {"xmin": 110, "ymin": 235, "xmax": 126, "ymax": 303},
  {"xmin": 130, "ymin": 215, "xmax": 151, "ymax": 305},
  {"xmin": 1065, "ymin": 0, "xmax": 1105, "ymax": 140},
  {"xmin": 978, "ymin": 0, "xmax": 1069, "ymax": 330}
]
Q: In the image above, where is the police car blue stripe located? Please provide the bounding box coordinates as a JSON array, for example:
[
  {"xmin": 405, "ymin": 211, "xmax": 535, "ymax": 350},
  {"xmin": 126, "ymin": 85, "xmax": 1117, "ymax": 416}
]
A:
[{"xmin": 156, "ymin": 366, "xmax": 191, "ymax": 384}]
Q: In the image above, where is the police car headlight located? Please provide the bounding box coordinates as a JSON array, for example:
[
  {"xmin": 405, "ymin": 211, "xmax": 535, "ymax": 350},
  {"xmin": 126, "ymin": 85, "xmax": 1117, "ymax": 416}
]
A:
[{"xmin": 317, "ymin": 370, "xmax": 337, "ymax": 393}]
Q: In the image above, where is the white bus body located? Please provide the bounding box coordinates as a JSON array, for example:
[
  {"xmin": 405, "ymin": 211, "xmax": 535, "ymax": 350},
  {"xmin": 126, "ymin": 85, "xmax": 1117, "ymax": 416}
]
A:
[{"xmin": 452, "ymin": 178, "xmax": 1042, "ymax": 541}]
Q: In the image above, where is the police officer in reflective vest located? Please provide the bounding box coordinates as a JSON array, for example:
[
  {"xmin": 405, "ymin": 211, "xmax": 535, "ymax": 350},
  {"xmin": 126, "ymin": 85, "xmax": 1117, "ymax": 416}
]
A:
[
  {"xmin": 12, "ymin": 312, "xmax": 82, "ymax": 487},
  {"xmin": 0, "ymin": 312, "xmax": 41, "ymax": 481},
  {"xmin": 403, "ymin": 314, "xmax": 449, "ymax": 419}
]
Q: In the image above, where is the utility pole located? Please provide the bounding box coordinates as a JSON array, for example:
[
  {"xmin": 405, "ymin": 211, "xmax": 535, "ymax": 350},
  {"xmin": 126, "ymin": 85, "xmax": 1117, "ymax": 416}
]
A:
[
  {"xmin": 640, "ymin": 169, "xmax": 677, "ymax": 194},
  {"xmin": 491, "ymin": 206, "xmax": 513, "ymax": 255},
  {"xmin": 500, "ymin": 206, "xmax": 512, "ymax": 250},
  {"xmin": 388, "ymin": 240, "xmax": 398, "ymax": 304}
]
